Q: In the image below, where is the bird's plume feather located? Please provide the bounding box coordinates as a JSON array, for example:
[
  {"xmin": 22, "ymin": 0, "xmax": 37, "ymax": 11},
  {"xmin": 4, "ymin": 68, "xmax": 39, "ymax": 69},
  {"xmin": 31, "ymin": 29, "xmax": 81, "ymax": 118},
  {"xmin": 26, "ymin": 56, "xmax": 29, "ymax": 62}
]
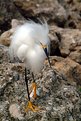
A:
[{"xmin": 9, "ymin": 20, "xmax": 50, "ymax": 74}]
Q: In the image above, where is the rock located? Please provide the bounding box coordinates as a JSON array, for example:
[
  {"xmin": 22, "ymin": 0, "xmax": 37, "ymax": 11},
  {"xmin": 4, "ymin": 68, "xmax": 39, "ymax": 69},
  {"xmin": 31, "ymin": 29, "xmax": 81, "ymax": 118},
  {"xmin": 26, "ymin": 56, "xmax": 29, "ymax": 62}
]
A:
[
  {"xmin": 0, "ymin": 0, "xmax": 81, "ymax": 121},
  {"xmin": 50, "ymin": 25, "xmax": 81, "ymax": 57},
  {"xmin": 54, "ymin": 57, "xmax": 81, "ymax": 85},
  {"xmin": 49, "ymin": 32, "xmax": 59, "ymax": 55},
  {"xmin": 0, "ymin": 63, "xmax": 13, "ymax": 96},
  {"xmin": 58, "ymin": 0, "xmax": 81, "ymax": 29},
  {"xmin": 0, "ymin": 56, "xmax": 81, "ymax": 120},
  {"xmin": 0, "ymin": 101, "xmax": 9, "ymax": 121},
  {"xmin": 0, "ymin": 0, "xmax": 81, "ymax": 33},
  {"xmin": 13, "ymin": 71, "xmax": 20, "ymax": 81},
  {"xmin": 69, "ymin": 50, "xmax": 81, "ymax": 64},
  {"xmin": 9, "ymin": 104, "xmax": 24, "ymax": 120},
  {"xmin": 13, "ymin": 0, "xmax": 81, "ymax": 30},
  {"xmin": 0, "ymin": 45, "xmax": 9, "ymax": 63},
  {"xmin": 0, "ymin": 29, "xmax": 13, "ymax": 46},
  {"xmin": 0, "ymin": 0, "xmax": 23, "ymax": 33},
  {"xmin": 0, "ymin": 19, "xmax": 24, "ymax": 46},
  {"xmin": 14, "ymin": 0, "xmax": 67, "ymax": 27},
  {"xmin": 53, "ymin": 4, "xmax": 67, "ymax": 27},
  {"xmin": 11, "ymin": 19, "xmax": 25, "ymax": 28}
]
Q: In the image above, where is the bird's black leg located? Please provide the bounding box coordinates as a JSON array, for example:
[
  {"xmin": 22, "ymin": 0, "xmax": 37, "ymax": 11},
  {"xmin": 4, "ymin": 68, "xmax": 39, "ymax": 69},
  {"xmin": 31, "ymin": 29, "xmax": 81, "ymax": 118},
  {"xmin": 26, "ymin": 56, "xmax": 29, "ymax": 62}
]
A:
[
  {"xmin": 25, "ymin": 68, "xmax": 30, "ymax": 101},
  {"xmin": 25, "ymin": 69, "xmax": 39, "ymax": 112}
]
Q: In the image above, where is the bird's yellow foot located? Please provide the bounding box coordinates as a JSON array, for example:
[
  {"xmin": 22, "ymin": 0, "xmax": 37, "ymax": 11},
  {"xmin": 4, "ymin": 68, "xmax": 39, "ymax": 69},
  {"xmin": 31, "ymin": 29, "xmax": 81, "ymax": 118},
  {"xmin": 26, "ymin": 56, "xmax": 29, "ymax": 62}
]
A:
[
  {"xmin": 25, "ymin": 101, "xmax": 40, "ymax": 112},
  {"xmin": 32, "ymin": 82, "xmax": 37, "ymax": 99}
]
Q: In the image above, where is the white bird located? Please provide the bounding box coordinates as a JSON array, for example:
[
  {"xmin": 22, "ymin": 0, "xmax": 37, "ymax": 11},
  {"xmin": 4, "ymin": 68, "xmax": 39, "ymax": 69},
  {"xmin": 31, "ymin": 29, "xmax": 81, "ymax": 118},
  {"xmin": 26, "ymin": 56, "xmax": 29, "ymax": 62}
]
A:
[{"xmin": 9, "ymin": 20, "xmax": 50, "ymax": 112}]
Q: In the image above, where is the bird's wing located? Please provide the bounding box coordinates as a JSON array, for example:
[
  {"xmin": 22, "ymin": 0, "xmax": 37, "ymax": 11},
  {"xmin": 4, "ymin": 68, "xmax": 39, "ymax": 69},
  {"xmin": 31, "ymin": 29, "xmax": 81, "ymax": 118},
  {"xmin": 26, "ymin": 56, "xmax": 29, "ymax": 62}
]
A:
[
  {"xmin": 25, "ymin": 44, "xmax": 46, "ymax": 74},
  {"xmin": 17, "ymin": 44, "xmax": 29, "ymax": 61}
]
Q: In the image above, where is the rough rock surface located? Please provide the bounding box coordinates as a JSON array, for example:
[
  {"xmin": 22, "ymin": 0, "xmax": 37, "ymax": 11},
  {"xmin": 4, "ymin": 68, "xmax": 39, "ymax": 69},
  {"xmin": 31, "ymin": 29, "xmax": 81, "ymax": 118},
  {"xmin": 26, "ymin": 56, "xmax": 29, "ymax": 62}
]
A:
[
  {"xmin": 13, "ymin": 0, "xmax": 67, "ymax": 27},
  {"xmin": 54, "ymin": 57, "xmax": 81, "ymax": 85},
  {"xmin": 0, "ymin": 0, "xmax": 81, "ymax": 32},
  {"xmin": 60, "ymin": 0, "xmax": 81, "ymax": 29},
  {"xmin": 0, "ymin": 45, "xmax": 81, "ymax": 121},
  {"xmin": 0, "ymin": 19, "xmax": 25, "ymax": 46},
  {"xmin": 69, "ymin": 49, "xmax": 81, "ymax": 64},
  {"xmin": 0, "ymin": 0, "xmax": 81, "ymax": 121},
  {"xmin": 0, "ymin": 0, "xmax": 23, "ymax": 33},
  {"xmin": 50, "ymin": 25, "xmax": 81, "ymax": 57},
  {"xmin": 13, "ymin": 0, "xmax": 81, "ymax": 30}
]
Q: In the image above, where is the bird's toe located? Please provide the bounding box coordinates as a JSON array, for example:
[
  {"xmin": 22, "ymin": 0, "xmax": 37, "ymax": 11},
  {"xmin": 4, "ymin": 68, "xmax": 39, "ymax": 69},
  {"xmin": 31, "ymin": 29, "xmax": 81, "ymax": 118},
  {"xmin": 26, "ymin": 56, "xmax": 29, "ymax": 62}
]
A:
[{"xmin": 25, "ymin": 101, "xmax": 40, "ymax": 112}]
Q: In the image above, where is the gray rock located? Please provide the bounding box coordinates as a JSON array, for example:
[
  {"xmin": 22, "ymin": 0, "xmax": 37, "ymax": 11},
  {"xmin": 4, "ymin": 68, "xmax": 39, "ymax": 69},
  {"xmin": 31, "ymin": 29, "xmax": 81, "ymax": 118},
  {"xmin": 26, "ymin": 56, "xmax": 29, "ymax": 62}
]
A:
[
  {"xmin": 9, "ymin": 103, "xmax": 24, "ymax": 120},
  {"xmin": 0, "ymin": 0, "xmax": 23, "ymax": 33},
  {"xmin": 50, "ymin": 25, "xmax": 81, "ymax": 57}
]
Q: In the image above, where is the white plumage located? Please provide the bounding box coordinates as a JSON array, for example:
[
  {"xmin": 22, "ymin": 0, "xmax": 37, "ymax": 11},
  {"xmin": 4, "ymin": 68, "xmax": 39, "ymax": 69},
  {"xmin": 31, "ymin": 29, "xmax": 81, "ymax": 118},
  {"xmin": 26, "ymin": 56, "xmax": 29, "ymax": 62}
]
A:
[{"xmin": 9, "ymin": 21, "xmax": 50, "ymax": 74}]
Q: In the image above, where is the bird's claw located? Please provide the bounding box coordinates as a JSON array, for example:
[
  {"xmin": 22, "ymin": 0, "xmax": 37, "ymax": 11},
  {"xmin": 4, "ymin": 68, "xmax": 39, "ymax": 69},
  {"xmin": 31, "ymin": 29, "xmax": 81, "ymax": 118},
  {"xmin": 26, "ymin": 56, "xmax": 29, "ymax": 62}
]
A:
[{"xmin": 25, "ymin": 101, "xmax": 40, "ymax": 112}]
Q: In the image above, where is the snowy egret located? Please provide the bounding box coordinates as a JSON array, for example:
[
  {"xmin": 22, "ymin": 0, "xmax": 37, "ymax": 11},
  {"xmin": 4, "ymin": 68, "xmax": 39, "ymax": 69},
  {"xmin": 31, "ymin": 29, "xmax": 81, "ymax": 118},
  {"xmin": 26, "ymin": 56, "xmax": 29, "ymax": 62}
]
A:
[{"xmin": 9, "ymin": 20, "xmax": 51, "ymax": 112}]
